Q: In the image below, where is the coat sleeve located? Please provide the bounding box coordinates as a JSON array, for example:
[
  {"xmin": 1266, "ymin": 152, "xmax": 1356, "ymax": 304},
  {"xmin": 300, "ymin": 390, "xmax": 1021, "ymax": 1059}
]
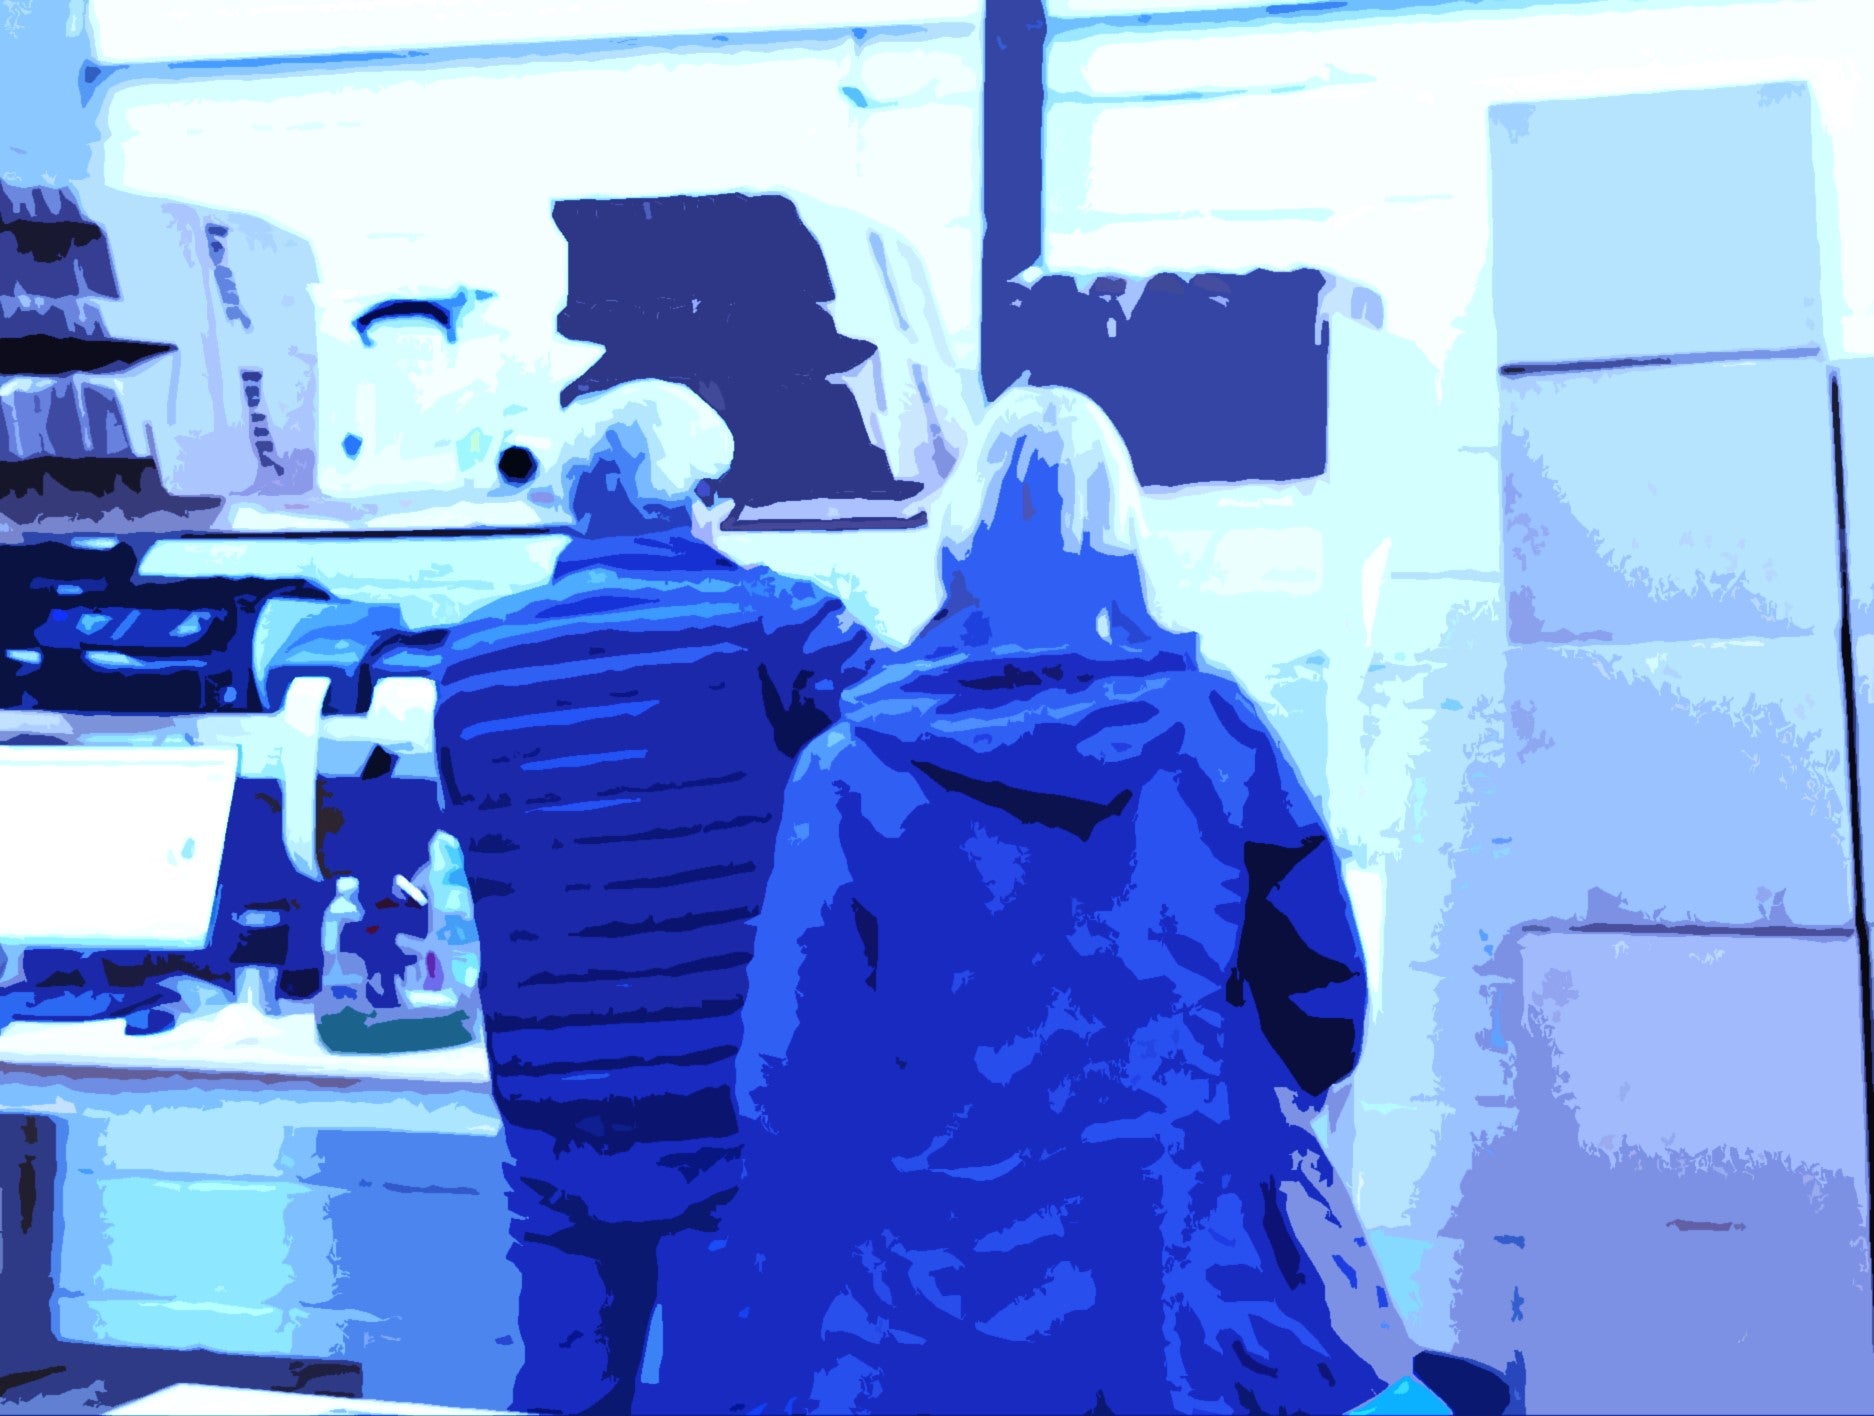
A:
[
  {"xmin": 737, "ymin": 729, "xmax": 867, "ymax": 1128},
  {"xmin": 1207, "ymin": 684, "xmax": 1370, "ymax": 1098},
  {"xmin": 756, "ymin": 582, "xmax": 876, "ymax": 759},
  {"xmin": 718, "ymin": 732, "xmax": 907, "ymax": 1414}
]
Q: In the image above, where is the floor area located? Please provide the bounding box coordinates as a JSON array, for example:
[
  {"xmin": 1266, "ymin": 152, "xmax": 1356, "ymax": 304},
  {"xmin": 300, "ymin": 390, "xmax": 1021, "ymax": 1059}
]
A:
[{"xmin": 1, "ymin": 1343, "xmax": 363, "ymax": 1413}]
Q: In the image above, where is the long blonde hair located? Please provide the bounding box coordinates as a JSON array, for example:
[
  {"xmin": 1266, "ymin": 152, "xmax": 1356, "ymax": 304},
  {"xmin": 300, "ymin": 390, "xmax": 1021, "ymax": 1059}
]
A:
[
  {"xmin": 940, "ymin": 384, "xmax": 1148, "ymax": 562},
  {"xmin": 918, "ymin": 384, "xmax": 1176, "ymax": 656}
]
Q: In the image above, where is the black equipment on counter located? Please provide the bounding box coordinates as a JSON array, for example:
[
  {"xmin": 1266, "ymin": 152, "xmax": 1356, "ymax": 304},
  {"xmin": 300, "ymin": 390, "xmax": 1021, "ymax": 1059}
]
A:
[{"xmin": 0, "ymin": 537, "xmax": 327, "ymax": 715}]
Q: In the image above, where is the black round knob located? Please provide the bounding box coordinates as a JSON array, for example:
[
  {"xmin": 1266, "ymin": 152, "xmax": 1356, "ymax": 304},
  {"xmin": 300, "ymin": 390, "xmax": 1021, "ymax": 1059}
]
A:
[{"xmin": 496, "ymin": 445, "xmax": 538, "ymax": 485}]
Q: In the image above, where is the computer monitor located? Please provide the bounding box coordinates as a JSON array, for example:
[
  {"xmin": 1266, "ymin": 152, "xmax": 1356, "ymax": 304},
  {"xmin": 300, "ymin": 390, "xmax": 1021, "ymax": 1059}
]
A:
[{"xmin": 0, "ymin": 744, "xmax": 239, "ymax": 967}]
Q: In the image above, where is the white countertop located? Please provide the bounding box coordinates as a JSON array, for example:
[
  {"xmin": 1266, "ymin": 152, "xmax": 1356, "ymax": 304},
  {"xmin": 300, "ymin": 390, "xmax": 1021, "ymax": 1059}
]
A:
[
  {"xmin": 110, "ymin": 1383, "xmax": 507, "ymax": 1415},
  {"xmin": 0, "ymin": 999, "xmax": 491, "ymax": 1086}
]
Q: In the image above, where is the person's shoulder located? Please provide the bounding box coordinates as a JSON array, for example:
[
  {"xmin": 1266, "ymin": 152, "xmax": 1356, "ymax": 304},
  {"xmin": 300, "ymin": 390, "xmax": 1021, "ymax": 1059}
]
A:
[
  {"xmin": 788, "ymin": 720, "xmax": 909, "ymax": 816},
  {"xmin": 739, "ymin": 568, "xmax": 867, "ymax": 656},
  {"xmin": 554, "ymin": 529, "xmax": 733, "ymax": 581},
  {"xmin": 791, "ymin": 719, "xmax": 873, "ymax": 783},
  {"xmin": 744, "ymin": 562, "xmax": 845, "ymax": 615},
  {"xmin": 1120, "ymin": 661, "xmax": 1290, "ymax": 784},
  {"xmin": 440, "ymin": 580, "xmax": 566, "ymax": 654},
  {"xmin": 545, "ymin": 534, "xmax": 785, "ymax": 614},
  {"xmin": 578, "ymin": 535, "xmax": 839, "ymax": 621},
  {"xmin": 1165, "ymin": 665, "xmax": 1279, "ymax": 748},
  {"xmin": 437, "ymin": 547, "xmax": 732, "ymax": 667},
  {"xmin": 1162, "ymin": 667, "xmax": 1332, "ymax": 834}
]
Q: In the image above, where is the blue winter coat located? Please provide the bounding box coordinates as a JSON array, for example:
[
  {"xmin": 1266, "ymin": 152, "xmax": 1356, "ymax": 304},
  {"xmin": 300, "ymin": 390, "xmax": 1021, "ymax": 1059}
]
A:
[
  {"xmin": 648, "ymin": 618, "xmax": 1387, "ymax": 1414},
  {"xmin": 433, "ymin": 528, "xmax": 869, "ymax": 1228}
]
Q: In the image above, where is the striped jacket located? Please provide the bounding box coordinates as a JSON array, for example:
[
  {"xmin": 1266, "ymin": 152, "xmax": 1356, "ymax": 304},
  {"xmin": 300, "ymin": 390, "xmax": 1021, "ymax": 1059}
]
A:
[{"xmin": 433, "ymin": 529, "xmax": 869, "ymax": 1227}]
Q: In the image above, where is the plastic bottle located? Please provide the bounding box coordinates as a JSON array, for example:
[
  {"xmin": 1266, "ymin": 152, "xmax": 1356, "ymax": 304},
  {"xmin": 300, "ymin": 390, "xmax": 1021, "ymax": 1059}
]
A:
[
  {"xmin": 427, "ymin": 831, "xmax": 483, "ymax": 1024},
  {"xmin": 370, "ymin": 834, "xmax": 481, "ymax": 1053},
  {"xmin": 315, "ymin": 876, "xmax": 370, "ymax": 1051}
]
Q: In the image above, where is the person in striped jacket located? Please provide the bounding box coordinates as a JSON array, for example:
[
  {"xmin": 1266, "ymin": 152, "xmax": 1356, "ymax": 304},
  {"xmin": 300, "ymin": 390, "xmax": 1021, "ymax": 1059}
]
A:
[{"xmin": 432, "ymin": 380, "xmax": 872, "ymax": 1416}]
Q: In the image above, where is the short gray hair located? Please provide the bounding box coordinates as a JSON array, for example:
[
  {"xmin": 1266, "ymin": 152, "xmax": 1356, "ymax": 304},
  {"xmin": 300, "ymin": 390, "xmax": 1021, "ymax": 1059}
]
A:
[{"xmin": 559, "ymin": 379, "xmax": 735, "ymax": 530}]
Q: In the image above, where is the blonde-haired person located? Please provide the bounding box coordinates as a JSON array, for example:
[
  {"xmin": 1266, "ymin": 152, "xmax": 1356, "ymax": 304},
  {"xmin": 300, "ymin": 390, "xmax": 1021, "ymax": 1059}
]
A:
[
  {"xmin": 648, "ymin": 385, "xmax": 1515, "ymax": 1416},
  {"xmin": 936, "ymin": 382, "xmax": 1148, "ymax": 559},
  {"xmin": 432, "ymin": 379, "xmax": 873, "ymax": 1416}
]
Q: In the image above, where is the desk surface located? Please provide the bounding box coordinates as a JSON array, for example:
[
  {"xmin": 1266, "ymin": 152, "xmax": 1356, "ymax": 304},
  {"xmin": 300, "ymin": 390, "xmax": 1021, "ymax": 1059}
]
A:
[
  {"xmin": 110, "ymin": 1383, "xmax": 507, "ymax": 1415},
  {"xmin": 0, "ymin": 1000, "xmax": 491, "ymax": 1087}
]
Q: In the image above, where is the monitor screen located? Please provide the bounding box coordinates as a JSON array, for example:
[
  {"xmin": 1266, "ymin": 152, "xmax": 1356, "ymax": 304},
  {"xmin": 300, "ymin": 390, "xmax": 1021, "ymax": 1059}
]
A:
[{"xmin": 0, "ymin": 744, "xmax": 239, "ymax": 953}]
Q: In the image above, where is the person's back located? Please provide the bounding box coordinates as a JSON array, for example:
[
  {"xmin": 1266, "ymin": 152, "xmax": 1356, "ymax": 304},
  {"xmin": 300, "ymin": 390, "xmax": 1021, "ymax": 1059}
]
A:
[
  {"xmin": 739, "ymin": 660, "xmax": 1384, "ymax": 1414},
  {"xmin": 437, "ymin": 530, "xmax": 861, "ymax": 1216},
  {"xmin": 433, "ymin": 380, "xmax": 870, "ymax": 1416},
  {"xmin": 641, "ymin": 388, "xmax": 1414, "ymax": 1416}
]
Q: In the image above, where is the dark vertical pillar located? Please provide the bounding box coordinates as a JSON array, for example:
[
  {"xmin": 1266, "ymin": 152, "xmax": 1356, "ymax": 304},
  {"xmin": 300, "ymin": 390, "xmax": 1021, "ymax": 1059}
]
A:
[
  {"xmin": 981, "ymin": 0, "xmax": 1046, "ymax": 403},
  {"xmin": 1831, "ymin": 369, "xmax": 1874, "ymax": 1346},
  {"xmin": 0, "ymin": 1114, "xmax": 60, "ymax": 1373}
]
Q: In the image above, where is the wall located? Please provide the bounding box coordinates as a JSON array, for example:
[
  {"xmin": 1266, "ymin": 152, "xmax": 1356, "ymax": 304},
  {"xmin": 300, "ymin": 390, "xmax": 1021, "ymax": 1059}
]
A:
[
  {"xmin": 1111, "ymin": 317, "xmax": 1874, "ymax": 1404},
  {"xmin": 1, "ymin": 0, "xmax": 93, "ymax": 187},
  {"xmin": 1044, "ymin": 0, "xmax": 1874, "ymax": 363},
  {"xmin": 1038, "ymin": 0, "xmax": 1874, "ymax": 1406}
]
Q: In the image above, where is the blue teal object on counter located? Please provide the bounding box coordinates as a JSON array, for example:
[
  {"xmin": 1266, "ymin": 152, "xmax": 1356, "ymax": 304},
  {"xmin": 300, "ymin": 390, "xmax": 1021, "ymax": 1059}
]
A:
[{"xmin": 1351, "ymin": 1377, "xmax": 1456, "ymax": 1416}]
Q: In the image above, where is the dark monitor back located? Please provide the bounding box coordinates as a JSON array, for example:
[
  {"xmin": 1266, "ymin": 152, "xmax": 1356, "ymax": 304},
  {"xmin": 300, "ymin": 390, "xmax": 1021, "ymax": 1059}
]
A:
[{"xmin": 553, "ymin": 195, "xmax": 905, "ymax": 509}]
